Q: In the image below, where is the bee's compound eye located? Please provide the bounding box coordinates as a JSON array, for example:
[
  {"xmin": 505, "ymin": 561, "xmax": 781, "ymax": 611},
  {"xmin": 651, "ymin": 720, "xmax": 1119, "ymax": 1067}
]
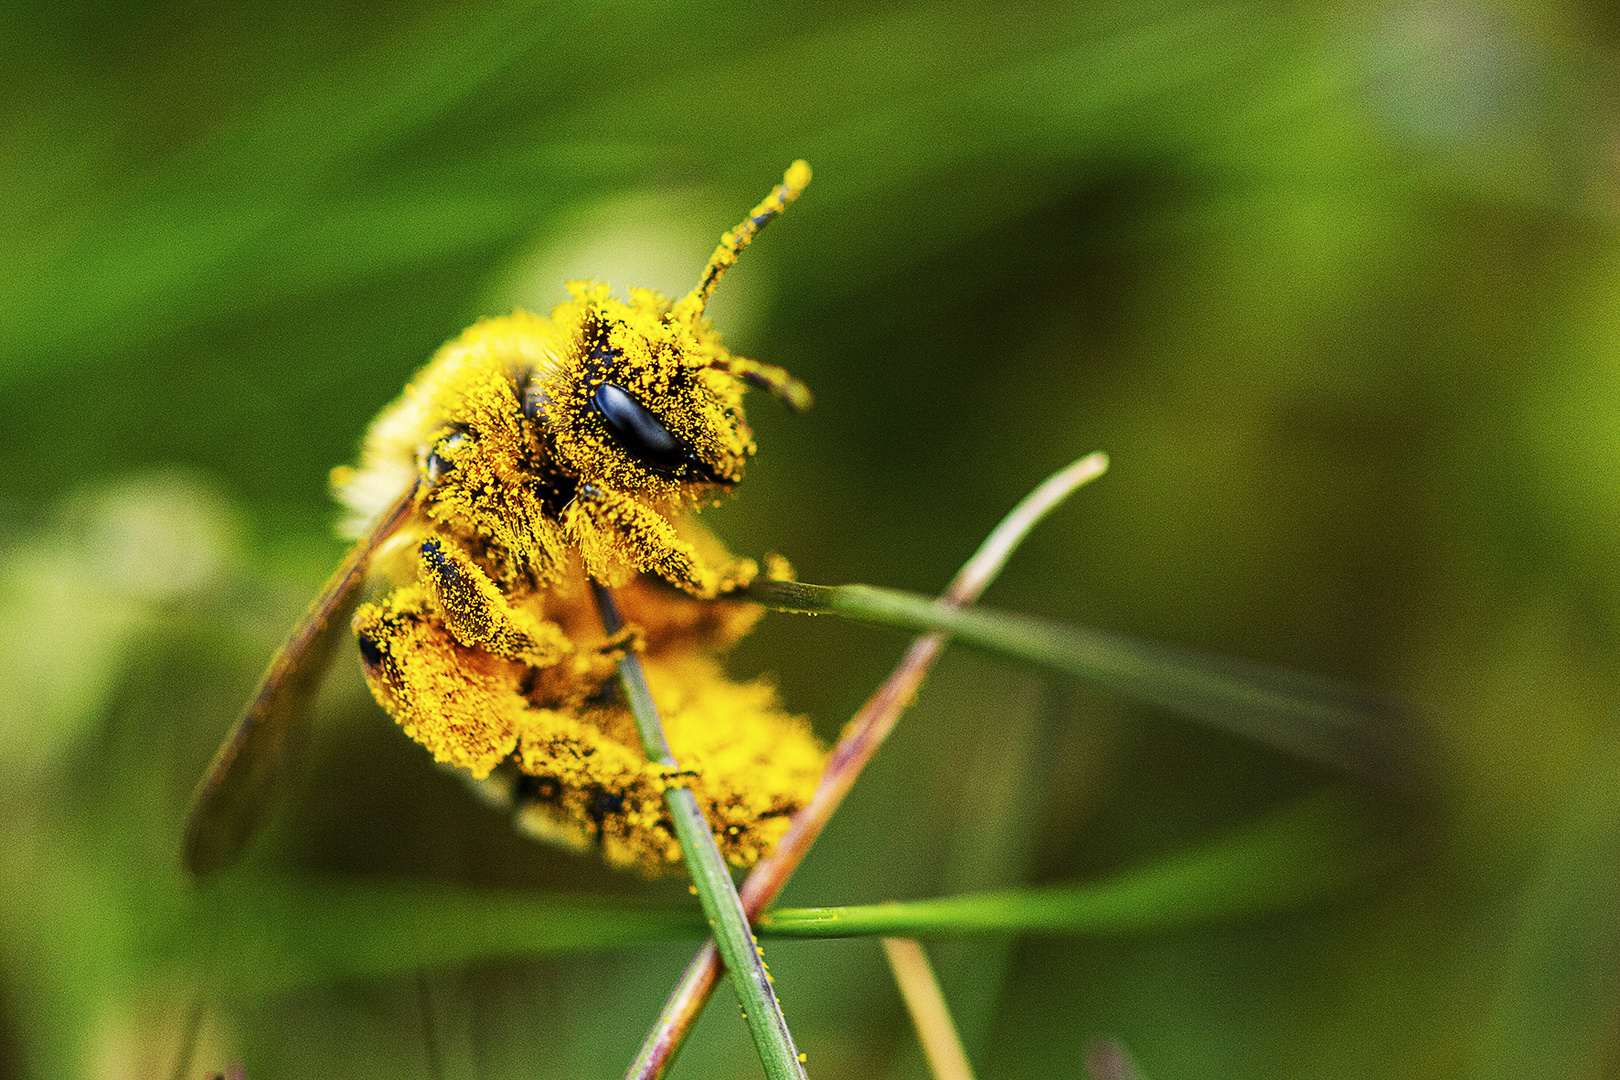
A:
[
  {"xmin": 425, "ymin": 431, "xmax": 471, "ymax": 484},
  {"xmin": 357, "ymin": 631, "xmax": 385, "ymax": 669},
  {"xmin": 591, "ymin": 382, "xmax": 686, "ymax": 473}
]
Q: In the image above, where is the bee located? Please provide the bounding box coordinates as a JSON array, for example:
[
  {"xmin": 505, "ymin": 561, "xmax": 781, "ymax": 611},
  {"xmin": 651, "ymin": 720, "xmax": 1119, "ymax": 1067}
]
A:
[{"xmin": 184, "ymin": 162, "xmax": 827, "ymax": 878}]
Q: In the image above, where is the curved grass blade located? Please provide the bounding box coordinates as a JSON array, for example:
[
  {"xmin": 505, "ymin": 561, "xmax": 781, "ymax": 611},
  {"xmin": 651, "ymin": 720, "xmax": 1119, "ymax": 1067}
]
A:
[{"xmin": 745, "ymin": 580, "xmax": 1409, "ymax": 789}]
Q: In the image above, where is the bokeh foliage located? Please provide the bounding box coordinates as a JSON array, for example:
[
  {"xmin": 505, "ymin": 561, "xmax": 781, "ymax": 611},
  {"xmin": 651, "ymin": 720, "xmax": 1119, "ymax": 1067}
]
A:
[{"xmin": 3, "ymin": 0, "xmax": 1620, "ymax": 1076}]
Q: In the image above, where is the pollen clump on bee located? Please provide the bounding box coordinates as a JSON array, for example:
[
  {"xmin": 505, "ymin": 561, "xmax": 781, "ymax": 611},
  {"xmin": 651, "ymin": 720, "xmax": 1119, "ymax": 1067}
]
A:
[
  {"xmin": 354, "ymin": 549, "xmax": 822, "ymax": 875},
  {"xmin": 513, "ymin": 650, "xmax": 823, "ymax": 874}
]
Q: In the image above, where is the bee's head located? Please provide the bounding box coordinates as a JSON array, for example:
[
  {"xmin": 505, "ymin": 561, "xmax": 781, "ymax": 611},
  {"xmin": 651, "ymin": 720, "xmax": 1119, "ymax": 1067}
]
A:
[{"xmin": 539, "ymin": 162, "xmax": 813, "ymax": 505}]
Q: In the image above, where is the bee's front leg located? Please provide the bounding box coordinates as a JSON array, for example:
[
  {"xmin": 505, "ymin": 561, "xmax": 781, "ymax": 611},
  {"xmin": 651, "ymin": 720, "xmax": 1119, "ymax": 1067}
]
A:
[
  {"xmin": 565, "ymin": 484, "xmax": 757, "ymax": 598},
  {"xmin": 417, "ymin": 537, "xmax": 571, "ymax": 664}
]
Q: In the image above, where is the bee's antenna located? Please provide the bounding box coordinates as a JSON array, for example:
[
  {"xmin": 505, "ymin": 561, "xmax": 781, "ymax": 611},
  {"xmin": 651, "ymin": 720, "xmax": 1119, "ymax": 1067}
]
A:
[
  {"xmin": 713, "ymin": 355, "xmax": 813, "ymax": 412},
  {"xmin": 674, "ymin": 160, "xmax": 811, "ymax": 324}
]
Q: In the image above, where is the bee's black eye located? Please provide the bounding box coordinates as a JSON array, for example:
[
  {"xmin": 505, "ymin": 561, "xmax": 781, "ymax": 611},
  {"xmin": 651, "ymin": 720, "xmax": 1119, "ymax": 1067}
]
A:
[
  {"xmin": 592, "ymin": 382, "xmax": 687, "ymax": 473},
  {"xmin": 356, "ymin": 631, "xmax": 385, "ymax": 669}
]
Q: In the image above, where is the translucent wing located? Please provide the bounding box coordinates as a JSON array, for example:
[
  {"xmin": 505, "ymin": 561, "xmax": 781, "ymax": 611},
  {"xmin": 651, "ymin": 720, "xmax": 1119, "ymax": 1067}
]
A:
[{"xmin": 182, "ymin": 484, "xmax": 419, "ymax": 878}]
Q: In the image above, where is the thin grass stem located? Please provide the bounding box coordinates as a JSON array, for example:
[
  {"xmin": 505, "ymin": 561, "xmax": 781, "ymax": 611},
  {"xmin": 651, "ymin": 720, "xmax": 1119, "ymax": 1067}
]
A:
[
  {"xmin": 594, "ymin": 584, "xmax": 808, "ymax": 1080},
  {"xmin": 881, "ymin": 937, "xmax": 977, "ymax": 1080},
  {"xmin": 624, "ymin": 453, "xmax": 1108, "ymax": 1080}
]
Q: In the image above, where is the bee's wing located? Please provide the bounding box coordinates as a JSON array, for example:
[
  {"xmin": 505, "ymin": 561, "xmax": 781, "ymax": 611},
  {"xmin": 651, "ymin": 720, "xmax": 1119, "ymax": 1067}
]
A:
[{"xmin": 182, "ymin": 484, "xmax": 419, "ymax": 878}]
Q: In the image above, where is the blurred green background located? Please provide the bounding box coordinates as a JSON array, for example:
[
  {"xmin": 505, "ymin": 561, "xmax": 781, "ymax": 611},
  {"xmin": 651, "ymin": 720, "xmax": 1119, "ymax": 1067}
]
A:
[{"xmin": 4, "ymin": 0, "xmax": 1620, "ymax": 1076}]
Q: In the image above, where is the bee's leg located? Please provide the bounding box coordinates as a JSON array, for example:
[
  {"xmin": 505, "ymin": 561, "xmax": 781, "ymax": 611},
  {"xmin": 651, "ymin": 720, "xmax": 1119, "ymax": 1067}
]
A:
[
  {"xmin": 565, "ymin": 484, "xmax": 756, "ymax": 598},
  {"xmin": 352, "ymin": 586, "xmax": 523, "ymax": 777},
  {"xmin": 417, "ymin": 538, "xmax": 571, "ymax": 665}
]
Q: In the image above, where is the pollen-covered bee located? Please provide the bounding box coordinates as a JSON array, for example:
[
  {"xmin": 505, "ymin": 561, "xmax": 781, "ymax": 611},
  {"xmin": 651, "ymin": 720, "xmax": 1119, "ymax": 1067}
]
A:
[{"xmin": 184, "ymin": 162, "xmax": 826, "ymax": 878}]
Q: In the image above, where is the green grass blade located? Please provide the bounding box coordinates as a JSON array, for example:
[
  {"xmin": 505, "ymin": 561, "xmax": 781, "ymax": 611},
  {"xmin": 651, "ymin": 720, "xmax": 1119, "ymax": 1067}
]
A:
[
  {"xmin": 758, "ymin": 790, "xmax": 1383, "ymax": 939},
  {"xmin": 747, "ymin": 580, "xmax": 1407, "ymax": 787}
]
